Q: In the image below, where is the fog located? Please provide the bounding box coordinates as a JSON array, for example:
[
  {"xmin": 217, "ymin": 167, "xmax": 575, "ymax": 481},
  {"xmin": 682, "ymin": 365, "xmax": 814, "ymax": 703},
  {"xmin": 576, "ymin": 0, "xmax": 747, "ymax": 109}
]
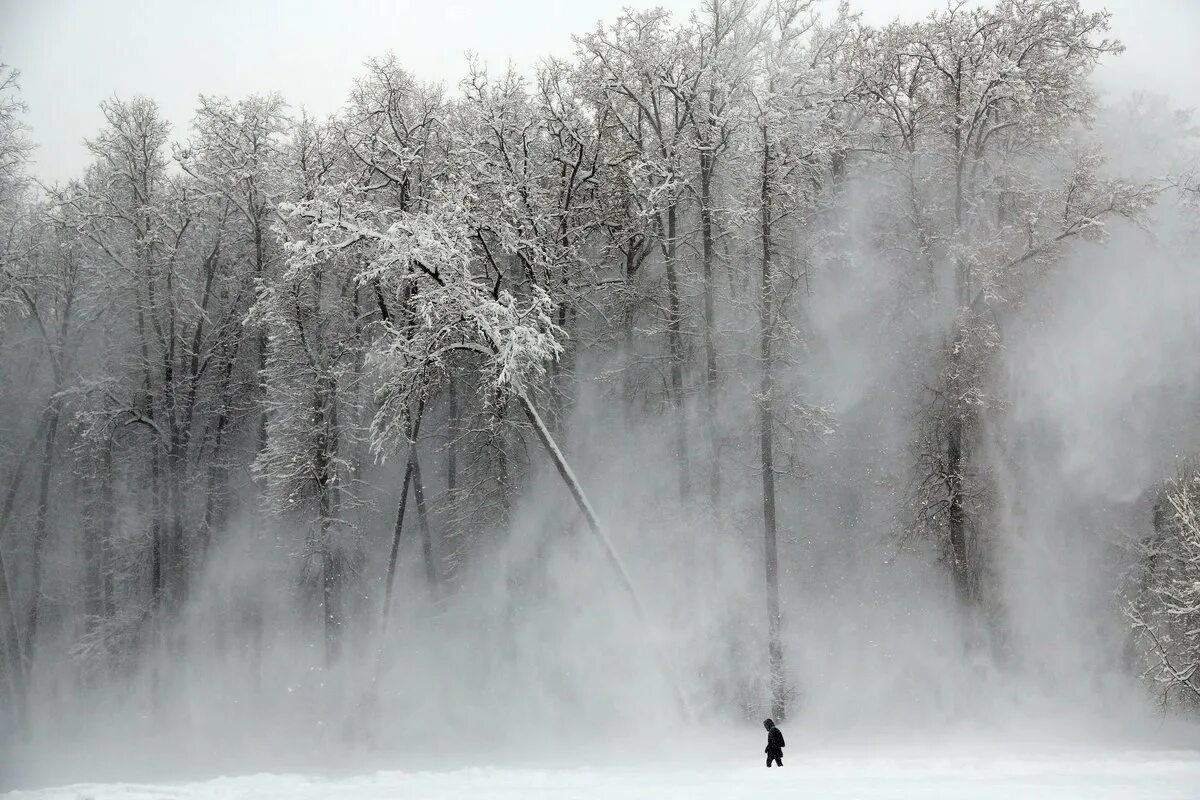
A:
[{"xmin": 2, "ymin": 0, "xmax": 1200, "ymax": 795}]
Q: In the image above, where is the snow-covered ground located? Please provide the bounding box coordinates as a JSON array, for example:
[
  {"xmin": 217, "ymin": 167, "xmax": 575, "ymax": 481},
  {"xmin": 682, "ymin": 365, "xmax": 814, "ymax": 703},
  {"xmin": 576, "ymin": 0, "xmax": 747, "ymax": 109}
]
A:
[{"xmin": 6, "ymin": 748, "xmax": 1200, "ymax": 800}]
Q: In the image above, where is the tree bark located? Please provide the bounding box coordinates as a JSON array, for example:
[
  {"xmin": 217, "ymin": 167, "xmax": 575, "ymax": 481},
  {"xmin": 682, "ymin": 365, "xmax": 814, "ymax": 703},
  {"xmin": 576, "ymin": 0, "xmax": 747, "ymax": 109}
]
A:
[
  {"xmin": 201, "ymin": 341, "xmax": 239, "ymax": 555},
  {"xmin": 99, "ymin": 440, "xmax": 115, "ymax": 618},
  {"xmin": 946, "ymin": 394, "xmax": 972, "ymax": 604},
  {"xmin": 444, "ymin": 375, "xmax": 459, "ymax": 576},
  {"xmin": 315, "ymin": 371, "xmax": 342, "ymax": 665},
  {"xmin": 946, "ymin": 143, "xmax": 975, "ymax": 606},
  {"xmin": 446, "ymin": 374, "xmax": 458, "ymax": 497},
  {"xmin": 663, "ymin": 203, "xmax": 691, "ymax": 502},
  {"xmin": 699, "ymin": 144, "xmax": 721, "ymax": 504},
  {"xmin": 411, "ymin": 450, "xmax": 438, "ymax": 594},
  {"xmin": 149, "ymin": 447, "xmax": 164, "ymax": 610},
  {"xmin": 0, "ymin": 538, "xmax": 26, "ymax": 728},
  {"xmin": 24, "ymin": 405, "xmax": 60, "ymax": 676},
  {"xmin": 759, "ymin": 128, "xmax": 786, "ymax": 722},
  {"xmin": 516, "ymin": 388, "xmax": 691, "ymax": 719},
  {"xmin": 382, "ymin": 400, "xmax": 425, "ymax": 630},
  {"xmin": 0, "ymin": 419, "xmax": 47, "ymax": 698},
  {"xmin": 254, "ymin": 220, "xmax": 269, "ymax": 462},
  {"xmin": 320, "ymin": 511, "xmax": 339, "ymax": 666}
]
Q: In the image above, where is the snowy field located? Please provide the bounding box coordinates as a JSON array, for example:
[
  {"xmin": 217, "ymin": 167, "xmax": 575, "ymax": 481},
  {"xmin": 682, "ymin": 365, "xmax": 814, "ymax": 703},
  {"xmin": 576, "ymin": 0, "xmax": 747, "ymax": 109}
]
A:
[{"xmin": 6, "ymin": 748, "xmax": 1200, "ymax": 800}]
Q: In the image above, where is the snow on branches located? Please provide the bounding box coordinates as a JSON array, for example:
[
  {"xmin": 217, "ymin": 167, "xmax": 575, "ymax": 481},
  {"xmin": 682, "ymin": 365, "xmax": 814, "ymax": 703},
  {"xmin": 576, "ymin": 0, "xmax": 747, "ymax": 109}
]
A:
[
  {"xmin": 279, "ymin": 180, "xmax": 564, "ymax": 455},
  {"xmin": 1125, "ymin": 467, "xmax": 1200, "ymax": 708}
]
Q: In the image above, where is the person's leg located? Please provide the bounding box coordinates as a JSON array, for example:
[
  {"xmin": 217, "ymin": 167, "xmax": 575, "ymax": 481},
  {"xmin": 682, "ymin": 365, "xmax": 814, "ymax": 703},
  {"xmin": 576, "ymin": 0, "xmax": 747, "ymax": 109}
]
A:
[{"xmin": 766, "ymin": 755, "xmax": 773, "ymax": 768}]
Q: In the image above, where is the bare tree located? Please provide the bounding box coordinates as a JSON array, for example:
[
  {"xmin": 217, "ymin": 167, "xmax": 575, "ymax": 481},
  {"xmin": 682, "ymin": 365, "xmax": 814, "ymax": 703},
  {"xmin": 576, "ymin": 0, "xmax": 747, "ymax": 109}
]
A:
[{"xmin": 579, "ymin": 10, "xmax": 700, "ymax": 501}]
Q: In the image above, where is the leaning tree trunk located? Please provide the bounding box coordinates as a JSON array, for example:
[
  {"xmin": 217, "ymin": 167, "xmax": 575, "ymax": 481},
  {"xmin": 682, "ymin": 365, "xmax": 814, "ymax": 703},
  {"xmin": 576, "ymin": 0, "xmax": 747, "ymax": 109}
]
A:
[
  {"xmin": 382, "ymin": 399, "xmax": 426, "ymax": 631},
  {"xmin": 759, "ymin": 128, "xmax": 786, "ymax": 721},
  {"xmin": 411, "ymin": 450, "xmax": 438, "ymax": 594},
  {"xmin": 362, "ymin": 398, "xmax": 428, "ymax": 726},
  {"xmin": 515, "ymin": 387, "xmax": 691, "ymax": 719}
]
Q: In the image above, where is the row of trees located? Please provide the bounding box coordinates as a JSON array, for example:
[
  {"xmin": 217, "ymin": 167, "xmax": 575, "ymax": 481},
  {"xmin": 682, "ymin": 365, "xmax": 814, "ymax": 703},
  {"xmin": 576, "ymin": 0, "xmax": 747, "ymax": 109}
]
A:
[
  {"xmin": 1127, "ymin": 465, "xmax": 1200, "ymax": 710},
  {"xmin": 0, "ymin": 0, "xmax": 1186, "ymax": 734}
]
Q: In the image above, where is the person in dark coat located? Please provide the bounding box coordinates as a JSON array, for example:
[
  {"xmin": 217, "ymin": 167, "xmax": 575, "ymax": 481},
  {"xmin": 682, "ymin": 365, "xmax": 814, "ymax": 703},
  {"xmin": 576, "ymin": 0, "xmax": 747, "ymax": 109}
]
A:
[{"xmin": 763, "ymin": 718, "xmax": 785, "ymax": 767}]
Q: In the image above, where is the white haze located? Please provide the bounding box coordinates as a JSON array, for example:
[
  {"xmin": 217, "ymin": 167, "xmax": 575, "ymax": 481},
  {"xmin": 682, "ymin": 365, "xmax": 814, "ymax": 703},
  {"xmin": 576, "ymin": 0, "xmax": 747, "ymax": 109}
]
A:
[
  {"xmin": 8, "ymin": 121, "xmax": 1198, "ymax": 786},
  {"xmin": 2, "ymin": 0, "xmax": 1200, "ymax": 795}
]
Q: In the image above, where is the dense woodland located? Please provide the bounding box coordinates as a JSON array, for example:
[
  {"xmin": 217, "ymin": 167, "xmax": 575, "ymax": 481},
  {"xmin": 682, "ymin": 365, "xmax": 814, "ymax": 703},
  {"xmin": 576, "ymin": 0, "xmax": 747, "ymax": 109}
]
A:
[{"xmin": 2, "ymin": 0, "xmax": 1199, "ymax": 745}]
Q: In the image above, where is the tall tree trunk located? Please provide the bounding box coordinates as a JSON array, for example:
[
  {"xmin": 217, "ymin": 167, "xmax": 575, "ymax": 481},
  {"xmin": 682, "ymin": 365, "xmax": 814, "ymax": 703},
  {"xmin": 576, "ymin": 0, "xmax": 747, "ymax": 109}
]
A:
[
  {"xmin": 621, "ymin": 243, "xmax": 642, "ymax": 406},
  {"xmin": 165, "ymin": 338, "xmax": 200, "ymax": 614},
  {"xmin": 496, "ymin": 406, "xmax": 512, "ymax": 524},
  {"xmin": 134, "ymin": 287, "xmax": 165, "ymax": 626},
  {"xmin": 149, "ymin": 448, "xmax": 164, "ymax": 611},
  {"xmin": 24, "ymin": 405, "xmax": 60, "ymax": 677},
  {"xmin": 0, "ymin": 412, "xmax": 48, "ymax": 692},
  {"xmin": 249, "ymin": 221, "xmax": 270, "ymax": 683},
  {"xmin": 946, "ymin": 151, "xmax": 974, "ymax": 606},
  {"xmin": 249, "ymin": 231, "xmax": 271, "ymax": 677},
  {"xmin": 0, "ymin": 419, "xmax": 46, "ymax": 540},
  {"xmin": 759, "ymin": 128, "xmax": 786, "ymax": 721},
  {"xmin": 99, "ymin": 440, "xmax": 115, "ymax": 618},
  {"xmin": 699, "ymin": 146, "xmax": 721, "ymax": 504},
  {"xmin": 0, "ymin": 538, "xmax": 26, "ymax": 729},
  {"xmin": 446, "ymin": 376, "xmax": 459, "ymax": 500},
  {"xmin": 161, "ymin": 311, "xmax": 185, "ymax": 614},
  {"xmin": 166, "ymin": 451, "xmax": 186, "ymax": 614},
  {"xmin": 201, "ymin": 345, "xmax": 239, "ymax": 555},
  {"xmin": 315, "ymin": 372, "xmax": 342, "ymax": 666},
  {"xmin": 254, "ymin": 221, "xmax": 269, "ymax": 462},
  {"xmin": 147, "ymin": 443, "xmax": 165, "ymax": 711},
  {"xmin": 444, "ymin": 375, "xmax": 459, "ymax": 576},
  {"xmin": 200, "ymin": 417, "xmax": 229, "ymax": 557},
  {"xmin": 946, "ymin": 410, "xmax": 971, "ymax": 604},
  {"xmin": 547, "ymin": 303, "xmax": 569, "ymax": 438},
  {"xmin": 82, "ymin": 495, "xmax": 104, "ymax": 623},
  {"xmin": 319, "ymin": 509, "xmax": 339, "ymax": 666},
  {"xmin": 664, "ymin": 202, "xmax": 691, "ymax": 501}
]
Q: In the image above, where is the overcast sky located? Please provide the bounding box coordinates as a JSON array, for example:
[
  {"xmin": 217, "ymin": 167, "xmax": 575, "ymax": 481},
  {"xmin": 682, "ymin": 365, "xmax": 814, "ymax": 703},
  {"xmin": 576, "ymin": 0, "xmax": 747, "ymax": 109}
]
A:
[{"xmin": 1, "ymin": 0, "xmax": 1195, "ymax": 184}]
